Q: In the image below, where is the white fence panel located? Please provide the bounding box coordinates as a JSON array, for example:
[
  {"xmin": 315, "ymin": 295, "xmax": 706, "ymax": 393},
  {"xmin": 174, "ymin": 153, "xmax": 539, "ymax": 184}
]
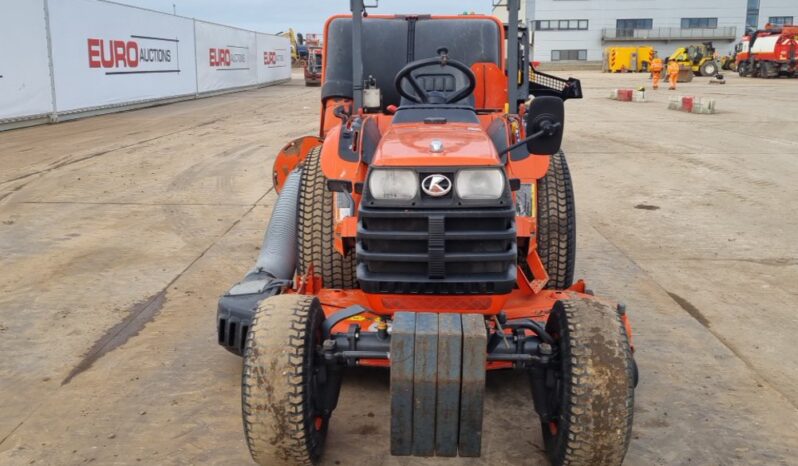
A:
[
  {"xmin": 48, "ymin": 0, "xmax": 197, "ymax": 113},
  {"xmin": 195, "ymin": 21, "xmax": 258, "ymax": 93},
  {"xmin": 0, "ymin": 0, "xmax": 54, "ymax": 121},
  {"xmin": 256, "ymin": 34, "xmax": 291, "ymax": 84},
  {"xmin": 1, "ymin": 0, "xmax": 291, "ymax": 129}
]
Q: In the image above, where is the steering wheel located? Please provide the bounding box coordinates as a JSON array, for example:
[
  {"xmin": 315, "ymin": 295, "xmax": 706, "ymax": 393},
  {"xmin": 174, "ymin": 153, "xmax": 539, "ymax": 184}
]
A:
[{"xmin": 394, "ymin": 47, "xmax": 477, "ymax": 105}]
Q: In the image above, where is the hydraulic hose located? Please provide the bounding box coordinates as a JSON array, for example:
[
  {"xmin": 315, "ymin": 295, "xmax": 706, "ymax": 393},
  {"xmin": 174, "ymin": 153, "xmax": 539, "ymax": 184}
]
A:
[{"xmin": 505, "ymin": 319, "xmax": 555, "ymax": 345}]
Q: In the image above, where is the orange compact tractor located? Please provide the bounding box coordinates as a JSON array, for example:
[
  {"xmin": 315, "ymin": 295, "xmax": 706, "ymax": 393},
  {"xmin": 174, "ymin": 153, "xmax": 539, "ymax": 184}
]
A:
[{"xmin": 217, "ymin": 1, "xmax": 637, "ymax": 465}]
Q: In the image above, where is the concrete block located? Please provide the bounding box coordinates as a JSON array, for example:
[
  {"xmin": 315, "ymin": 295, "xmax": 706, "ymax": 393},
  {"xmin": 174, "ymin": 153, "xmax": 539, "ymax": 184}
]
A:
[
  {"xmin": 609, "ymin": 88, "xmax": 645, "ymax": 102},
  {"xmin": 668, "ymin": 96, "xmax": 716, "ymax": 114},
  {"xmin": 692, "ymin": 98, "xmax": 716, "ymax": 114}
]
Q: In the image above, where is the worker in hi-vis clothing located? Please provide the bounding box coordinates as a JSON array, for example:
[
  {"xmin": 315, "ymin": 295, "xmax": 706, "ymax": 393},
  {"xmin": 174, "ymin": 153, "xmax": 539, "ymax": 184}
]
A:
[
  {"xmin": 667, "ymin": 59, "xmax": 680, "ymax": 90},
  {"xmin": 650, "ymin": 56, "xmax": 664, "ymax": 90}
]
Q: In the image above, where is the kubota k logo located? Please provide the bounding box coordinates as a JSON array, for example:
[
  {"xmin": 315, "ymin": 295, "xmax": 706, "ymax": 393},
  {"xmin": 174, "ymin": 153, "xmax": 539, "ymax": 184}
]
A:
[{"xmin": 421, "ymin": 174, "xmax": 452, "ymax": 197}]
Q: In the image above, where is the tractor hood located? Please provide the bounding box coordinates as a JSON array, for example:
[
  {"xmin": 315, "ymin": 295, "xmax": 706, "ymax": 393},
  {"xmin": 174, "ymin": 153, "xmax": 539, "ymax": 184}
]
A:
[{"xmin": 372, "ymin": 123, "xmax": 501, "ymax": 167}]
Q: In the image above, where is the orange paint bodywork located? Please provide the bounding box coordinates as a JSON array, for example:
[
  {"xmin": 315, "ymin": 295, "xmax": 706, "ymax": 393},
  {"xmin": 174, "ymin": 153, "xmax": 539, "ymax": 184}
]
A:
[
  {"xmin": 472, "ymin": 62, "xmax": 508, "ymax": 110},
  {"xmin": 298, "ymin": 285, "xmax": 602, "ymax": 369},
  {"xmin": 373, "ymin": 123, "xmax": 501, "ymax": 167}
]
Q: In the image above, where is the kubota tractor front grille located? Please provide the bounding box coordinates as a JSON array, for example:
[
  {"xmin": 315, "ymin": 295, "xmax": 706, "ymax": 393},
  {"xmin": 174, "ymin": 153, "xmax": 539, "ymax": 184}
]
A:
[{"xmin": 356, "ymin": 206, "xmax": 517, "ymax": 294}]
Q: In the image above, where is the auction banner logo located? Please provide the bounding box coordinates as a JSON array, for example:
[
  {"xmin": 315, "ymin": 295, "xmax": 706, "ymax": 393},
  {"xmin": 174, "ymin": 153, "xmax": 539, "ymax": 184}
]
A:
[
  {"xmin": 88, "ymin": 35, "xmax": 180, "ymax": 75},
  {"xmin": 264, "ymin": 49, "xmax": 288, "ymax": 68},
  {"xmin": 210, "ymin": 45, "xmax": 249, "ymax": 70}
]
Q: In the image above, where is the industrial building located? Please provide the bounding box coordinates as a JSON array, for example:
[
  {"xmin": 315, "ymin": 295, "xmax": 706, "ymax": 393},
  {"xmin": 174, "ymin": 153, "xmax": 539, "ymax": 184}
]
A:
[{"xmin": 494, "ymin": 0, "xmax": 798, "ymax": 62}]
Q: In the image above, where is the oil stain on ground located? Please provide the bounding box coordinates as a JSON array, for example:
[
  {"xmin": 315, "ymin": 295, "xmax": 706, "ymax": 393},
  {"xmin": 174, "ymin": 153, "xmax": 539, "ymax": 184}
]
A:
[
  {"xmin": 667, "ymin": 292, "xmax": 711, "ymax": 329},
  {"xmin": 59, "ymin": 185, "xmax": 271, "ymax": 386},
  {"xmin": 61, "ymin": 291, "xmax": 167, "ymax": 385}
]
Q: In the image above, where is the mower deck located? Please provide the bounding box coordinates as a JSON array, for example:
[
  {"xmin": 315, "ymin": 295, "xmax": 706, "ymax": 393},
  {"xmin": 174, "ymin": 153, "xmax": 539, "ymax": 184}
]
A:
[{"xmin": 217, "ymin": 275, "xmax": 612, "ymax": 361}]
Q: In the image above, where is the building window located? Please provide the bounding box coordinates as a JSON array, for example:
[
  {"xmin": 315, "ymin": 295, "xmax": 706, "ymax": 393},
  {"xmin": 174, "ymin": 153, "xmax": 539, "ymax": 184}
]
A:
[
  {"xmin": 551, "ymin": 49, "xmax": 587, "ymax": 61},
  {"xmin": 535, "ymin": 19, "xmax": 588, "ymax": 31},
  {"xmin": 616, "ymin": 19, "xmax": 653, "ymax": 30},
  {"xmin": 681, "ymin": 17, "xmax": 718, "ymax": 29},
  {"xmin": 616, "ymin": 19, "xmax": 653, "ymax": 38},
  {"xmin": 769, "ymin": 16, "xmax": 794, "ymax": 26}
]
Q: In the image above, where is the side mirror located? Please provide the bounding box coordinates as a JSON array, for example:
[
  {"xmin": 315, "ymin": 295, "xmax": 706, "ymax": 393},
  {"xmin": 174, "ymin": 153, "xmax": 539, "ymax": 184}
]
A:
[{"xmin": 525, "ymin": 96, "xmax": 564, "ymax": 155}]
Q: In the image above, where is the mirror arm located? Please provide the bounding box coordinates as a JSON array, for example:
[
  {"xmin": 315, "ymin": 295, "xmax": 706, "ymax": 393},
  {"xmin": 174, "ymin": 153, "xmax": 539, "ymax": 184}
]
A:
[{"xmin": 498, "ymin": 121, "xmax": 562, "ymax": 157}]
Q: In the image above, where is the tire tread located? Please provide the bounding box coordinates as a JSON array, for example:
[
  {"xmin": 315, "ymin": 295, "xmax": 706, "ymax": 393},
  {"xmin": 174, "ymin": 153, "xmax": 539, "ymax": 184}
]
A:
[
  {"xmin": 537, "ymin": 150, "xmax": 576, "ymax": 289},
  {"xmin": 242, "ymin": 294, "xmax": 321, "ymax": 466},
  {"xmin": 296, "ymin": 146, "xmax": 357, "ymax": 289},
  {"xmin": 547, "ymin": 299, "xmax": 635, "ymax": 466}
]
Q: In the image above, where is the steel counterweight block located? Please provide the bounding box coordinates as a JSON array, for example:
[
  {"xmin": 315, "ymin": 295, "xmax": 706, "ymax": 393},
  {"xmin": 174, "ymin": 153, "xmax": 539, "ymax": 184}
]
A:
[
  {"xmin": 390, "ymin": 312, "xmax": 416, "ymax": 456},
  {"xmin": 459, "ymin": 314, "xmax": 487, "ymax": 457},
  {"xmin": 436, "ymin": 313, "xmax": 462, "ymax": 457},
  {"xmin": 389, "ymin": 312, "xmax": 487, "ymax": 458}
]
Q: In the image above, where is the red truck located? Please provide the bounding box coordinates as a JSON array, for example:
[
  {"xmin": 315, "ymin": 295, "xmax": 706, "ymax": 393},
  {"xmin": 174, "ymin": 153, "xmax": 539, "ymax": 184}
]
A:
[{"xmin": 736, "ymin": 25, "xmax": 798, "ymax": 78}]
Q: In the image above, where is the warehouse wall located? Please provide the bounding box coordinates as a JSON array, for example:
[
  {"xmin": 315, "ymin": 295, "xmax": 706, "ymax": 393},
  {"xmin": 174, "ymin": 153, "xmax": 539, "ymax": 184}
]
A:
[
  {"xmin": 0, "ymin": 0, "xmax": 291, "ymax": 129},
  {"xmin": 533, "ymin": 0, "xmax": 747, "ymax": 62},
  {"xmin": 757, "ymin": 0, "xmax": 798, "ymax": 28}
]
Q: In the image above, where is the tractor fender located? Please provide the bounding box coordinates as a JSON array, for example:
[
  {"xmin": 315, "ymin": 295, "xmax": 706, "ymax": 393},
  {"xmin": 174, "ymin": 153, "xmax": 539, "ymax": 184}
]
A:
[
  {"xmin": 507, "ymin": 154, "xmax": 550, "ymax": 182},
  {"xmin": 273, "ymin": 136, "xmax": 322, "ymax": 193}
]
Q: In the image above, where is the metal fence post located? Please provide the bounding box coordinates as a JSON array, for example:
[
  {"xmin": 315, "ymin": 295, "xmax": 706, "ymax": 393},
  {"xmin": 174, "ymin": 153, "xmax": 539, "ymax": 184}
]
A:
[
  {"xmin": 193, "ymin": 19, "xmax": 200, "ymax": 97},
  {"xmin": 43, "ymin": 0, "xmax": 59, "ymax": 122}
]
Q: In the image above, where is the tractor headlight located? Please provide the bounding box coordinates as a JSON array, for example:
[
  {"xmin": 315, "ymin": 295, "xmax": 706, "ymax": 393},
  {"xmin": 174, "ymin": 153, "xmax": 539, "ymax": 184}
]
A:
[
  {"xmin": 368, "ymin": 169, "xmax": 418, "ymax": 200},
  {"xmin": 455, "ymin": 169, "xmax": 505, "ymax": 200}
]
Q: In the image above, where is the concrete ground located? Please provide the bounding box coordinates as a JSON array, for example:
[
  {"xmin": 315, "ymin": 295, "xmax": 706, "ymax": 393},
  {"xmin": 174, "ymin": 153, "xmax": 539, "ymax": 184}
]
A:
[{"xmin": 0, "ymin": 70, "xmax": 797, "ymax": 465}]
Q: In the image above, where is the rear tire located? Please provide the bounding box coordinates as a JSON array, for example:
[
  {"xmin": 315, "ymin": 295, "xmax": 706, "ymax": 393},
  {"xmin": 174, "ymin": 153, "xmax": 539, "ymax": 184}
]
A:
[
  {"xmin": 242, "ymin": 294, "xmax": 328, "ymax": 466},
  {"xmin": 762, "ymin": 62, "xmax": 776, "ymax": 79},
  {"xmin": 540, "ymin": 299, "xmax": 635, "ymax": 466},
  {"xmin": 537, "ymin": 150, "xmax": 576, "ymax": 289},
  {"xmin": 297, "ymin": 146, "xmax": 358, "ymax": 289}
]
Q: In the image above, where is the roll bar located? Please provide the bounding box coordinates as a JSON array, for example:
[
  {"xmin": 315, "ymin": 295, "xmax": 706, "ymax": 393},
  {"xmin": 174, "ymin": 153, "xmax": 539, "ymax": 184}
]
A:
[
  {"xmin": 349, "ymin": 0, "xmax": 366, "ymax": 112},
  {"xmin": 504, "ymin": 0, "xmax": 521, "ymax": 114}
]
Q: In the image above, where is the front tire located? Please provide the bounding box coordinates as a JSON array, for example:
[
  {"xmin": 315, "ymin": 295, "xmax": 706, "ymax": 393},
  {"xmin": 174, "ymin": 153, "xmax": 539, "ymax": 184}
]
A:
[
  {"xmin": 700, "ymin": 60, "xmax": 718, "ymax": 77},
  {"xmin": 537, "ymin": 150, "xmax": 576, "ymax": 289},
  {"xmin": 242, "ymin": 295, "xmax": 328, "ymax": 466},
  {"xmin": 539, "ymin": 299, "xmax": 635, "ymax": 466},
  {"xmin": 738, "ymin": 63, "xmax": 747, "ymax": 77}
]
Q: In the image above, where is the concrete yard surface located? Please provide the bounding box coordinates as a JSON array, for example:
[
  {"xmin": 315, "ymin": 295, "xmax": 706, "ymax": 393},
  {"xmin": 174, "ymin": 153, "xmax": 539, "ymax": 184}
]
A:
[{"xmin": 1, "ymin": 70, "xmax": 797, "ymax": 465}]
